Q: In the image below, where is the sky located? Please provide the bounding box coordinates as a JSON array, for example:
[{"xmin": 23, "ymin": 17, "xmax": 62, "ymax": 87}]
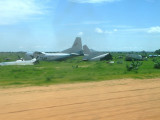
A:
[{"xmin": 0, "ymin": 0, "xmax": 160, "ymax": 52}]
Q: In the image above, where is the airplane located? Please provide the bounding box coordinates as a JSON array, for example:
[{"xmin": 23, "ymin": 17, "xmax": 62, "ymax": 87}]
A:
[
  {"xmin": 0, "ymin": 58, "xmax": 38, "ymax": 66},
  {"xmin": 25, "ymin": 37, "xmax": 83, "ymax": 61},
  {"xmin": 82, "ymin": 45, "xmax": 112, "ymax": 61},
  {"xmin": 125, "ymin": 54, "xmax": 143, "ymax": 61}
]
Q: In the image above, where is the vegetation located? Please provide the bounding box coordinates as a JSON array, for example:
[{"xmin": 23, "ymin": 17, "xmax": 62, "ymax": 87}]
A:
[
  {"xmin": 155, "ymin": 49, "xmax": 160, "ymax": 55},
  {"xmin": 153, "ymin": 59, "xmax": 160, "ymax": 69},
  {"xmin": 0, "ymin": 52, "xmax": 25, "ymax": 62},
  {"xmin": 141, "ymin": 50, "xmax": 147, "ymax": 57},
  {"xmin": 0, "ymin": 52, "xmax": 160, "ymax": 88},
  {"xmin": 126, "ymin": 60, "xmax": 143, "ymax": 71}
]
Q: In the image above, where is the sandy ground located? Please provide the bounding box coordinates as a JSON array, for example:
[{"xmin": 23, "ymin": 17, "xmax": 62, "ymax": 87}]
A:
[{"xmin": 0, "ymin": 78, "xmax": 160, "ymax": 120}]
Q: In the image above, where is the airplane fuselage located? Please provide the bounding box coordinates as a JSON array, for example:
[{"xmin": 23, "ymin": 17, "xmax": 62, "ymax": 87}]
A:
[
  {"xmin": 0, "ymin": 59, "xmax": 36, "ymax": 66},
  {"xmin": 38, "ymin": 53, "xmax": 76, "ymax": 61}
]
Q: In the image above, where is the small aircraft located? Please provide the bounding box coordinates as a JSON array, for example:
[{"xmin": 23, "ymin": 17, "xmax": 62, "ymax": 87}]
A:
[
  {"xmin": 26, "ymin": 37, "xmax": 83, "ymax": 61},
  {"xmin": 0, "ymin": 57, "xmax": 38, "ymax": 66},
  {"xmin": 82, "ymin": 45, "xmax": 112, "ymax": 61}
]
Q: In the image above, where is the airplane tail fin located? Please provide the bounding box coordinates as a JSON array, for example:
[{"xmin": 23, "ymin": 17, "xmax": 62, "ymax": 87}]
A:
[
  {"xmin": 62, "ymin": 37, "xmax": 83, "ymax": 55},
  {"xmin": 83, "ymin": 45, "xmax": 91, "ymax": 55}
]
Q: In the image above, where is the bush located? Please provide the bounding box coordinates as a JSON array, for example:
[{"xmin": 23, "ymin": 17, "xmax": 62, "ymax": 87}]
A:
[
  {"xmin": 154, "ymin": 59, "xmax": 160, "ymax": 69},
  {"xmin": 45, "ymin": 76, "xmax": 52, "ymax": 82},
  {"xmin": 117, "ymin": 60, "xmax": 123, "ymax": 64},
  {"xmin": 126, "ymin": 60, "xmax": 143, "ymax": 71},
  {"xmin": 72, "ymin": 65, "xmax": 78, "ymax": 69}
]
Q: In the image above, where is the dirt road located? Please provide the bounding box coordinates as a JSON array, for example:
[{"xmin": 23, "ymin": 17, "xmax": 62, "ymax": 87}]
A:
[{"xmin": 0, "ymin": 78, "xmax": 160, "ymax": 120}]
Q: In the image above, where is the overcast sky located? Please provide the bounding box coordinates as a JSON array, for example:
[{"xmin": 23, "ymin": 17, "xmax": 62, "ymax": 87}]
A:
[{"xmin": 0, "ymin": 0, "xmax": 160, "ymax": 52}]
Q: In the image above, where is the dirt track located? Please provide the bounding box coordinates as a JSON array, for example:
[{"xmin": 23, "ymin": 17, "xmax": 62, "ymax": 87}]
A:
[{"xmin": 0, "ymin": 78, "xmax": 160, "ymax": 120}]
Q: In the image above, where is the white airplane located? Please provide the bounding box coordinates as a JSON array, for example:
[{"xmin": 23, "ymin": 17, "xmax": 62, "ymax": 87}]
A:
[
  {"xmin": 83, "ymin": 45, "xmax": 112, "ymax": 61},
  {"xmin": 26, "ymin": 37, "xmax": 83, "ymax": 61},
  {"xmin": 0, "ymin": 58, "xmax": 38, "ymax": 66}
]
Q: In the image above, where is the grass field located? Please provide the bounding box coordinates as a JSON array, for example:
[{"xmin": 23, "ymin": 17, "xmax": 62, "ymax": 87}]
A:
[{"xmin": 0, "ymin": 52, "xmax": 160, "ymax": 87}]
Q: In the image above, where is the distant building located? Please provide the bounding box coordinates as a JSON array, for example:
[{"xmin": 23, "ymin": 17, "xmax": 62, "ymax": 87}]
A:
[{"xmin": 149, "ymin": 55, "xmax": 160, "ymax": 58}]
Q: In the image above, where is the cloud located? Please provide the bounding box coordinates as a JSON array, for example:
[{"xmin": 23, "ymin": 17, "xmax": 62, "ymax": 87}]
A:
[
  {"xmin": 70, "ymin": 0, "xmax": 120, "ymax": 3},
  {"xmin": 121, "ymin": 26, "xmax": 160, "ymax": 33},
  {"xmin": 113, "ymin": 29, "xmax": 118, "ymax": 32},
  {"xmin": 95, "ymin": 28, "xmax": 104, "ymax": 33},
  {"xmin": 0, "ymin": 0, "xmax": 49, "ymax": 25},
  {"xmin": 95, "ymin": 26, "xmax": 160, "ymax": 35},
  {"xmin": 95, "ymin": 27, "xmax": 118, "ymax": 34},
  {"xmin": 77, "ymin": 32, "xmax": 84, "ymax": 36},
  {"xmin": 148, "ymin": 26, "xmax": 160, "ymax": 33}
]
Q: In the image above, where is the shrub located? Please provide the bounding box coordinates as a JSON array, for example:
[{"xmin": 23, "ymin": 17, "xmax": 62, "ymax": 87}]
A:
[
  {"xmin": 126, "ymin": 60, "xmax": 143, "ymax": 71},
  {"xmin": 154, "ymin": 59, "xmax": 160, "ymax": 69},
  {"xmin": 72, "ymin": 65, "xmax": 78, "ymax": 69},
  {"xmin": 45, "ymin": 76, "xmax": 52, "ymax": 82},
  {"xmin": 117, "ymin": 60, "xmax": 123, "ymax": 64}
]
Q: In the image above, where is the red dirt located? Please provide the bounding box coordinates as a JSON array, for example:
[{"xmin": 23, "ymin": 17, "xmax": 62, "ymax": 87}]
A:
[{"xmin": 0, "ymin": 78, "xmax": 160, "ymax": 120}]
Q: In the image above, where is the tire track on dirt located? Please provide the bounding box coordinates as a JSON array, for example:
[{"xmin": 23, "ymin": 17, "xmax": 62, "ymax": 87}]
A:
[
  {"xmin": 35, "ymin": 98, "xmax": 160, "ymax": 120},
  {"xmin": 98, "ymin": 107, "xmax": 160, "ymax": 120},
  {"xmin": 2, "ymin": 86, "xmax": 160, "ymax": 106},
  {"xmin": 1, "ymin": 91, "xmax": 160, "ymax": 115},
  {"xmin": 1, "ymin": 79, "xmax": 160, "ymax": 120},
  {"xmin": 67, "ymin": 100, "xmax": 160, "ymax": 120}
]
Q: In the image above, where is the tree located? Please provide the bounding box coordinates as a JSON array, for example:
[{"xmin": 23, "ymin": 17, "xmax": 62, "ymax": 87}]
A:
[
  {"xmin": 141, "ymin": 50, "xmax": 147, "ymax": 57},
  {"xmin": 155, "ymin": 49, "xmax": 160, "ymax": 55}
]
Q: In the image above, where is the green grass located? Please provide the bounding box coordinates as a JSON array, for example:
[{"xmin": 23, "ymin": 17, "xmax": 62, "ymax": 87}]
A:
[{"xmin": 0, "ymin": 53, "xmax": 160, "ymax": 88}]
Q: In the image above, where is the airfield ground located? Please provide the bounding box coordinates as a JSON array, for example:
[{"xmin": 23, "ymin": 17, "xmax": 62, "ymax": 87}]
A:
[{"xmin": 0, "ymin": 78, "xmax": 160, "ymax": 120}]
